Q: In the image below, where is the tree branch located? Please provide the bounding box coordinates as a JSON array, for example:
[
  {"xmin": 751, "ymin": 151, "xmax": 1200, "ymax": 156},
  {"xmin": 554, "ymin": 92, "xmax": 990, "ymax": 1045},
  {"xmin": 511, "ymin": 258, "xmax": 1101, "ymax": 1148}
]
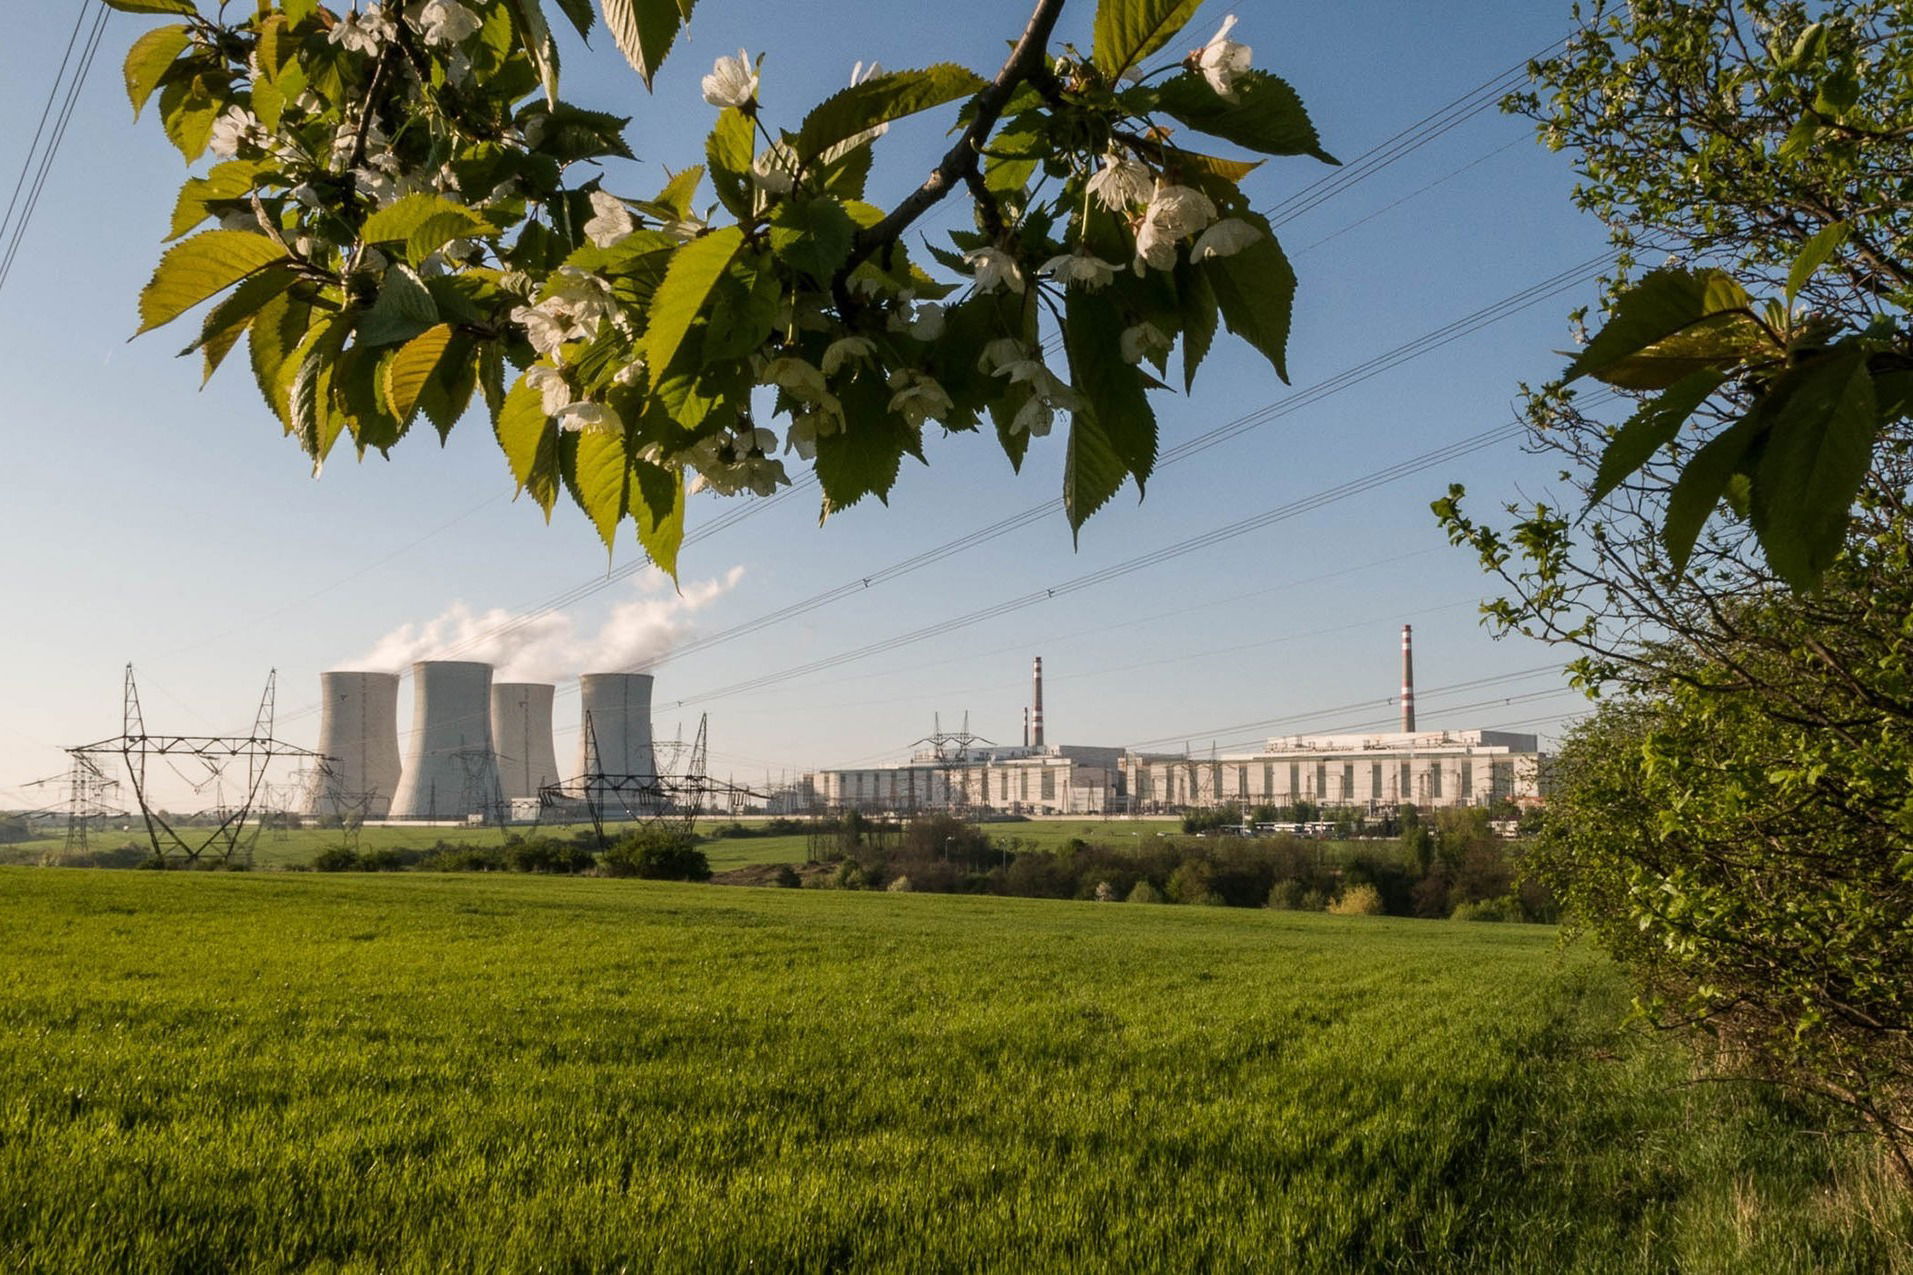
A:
[{"xmin": 848, "ymin": 0, "xmax": 1068, "ymax": 267}]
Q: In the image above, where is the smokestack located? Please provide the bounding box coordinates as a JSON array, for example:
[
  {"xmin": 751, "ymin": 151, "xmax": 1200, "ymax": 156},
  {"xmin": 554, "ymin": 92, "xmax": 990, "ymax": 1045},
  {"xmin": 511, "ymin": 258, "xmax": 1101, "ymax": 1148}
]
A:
[
  {"xmin": 1022, "ymin": 706, "xmax": 1029, "ymax": 748},
  {"xmin": 1401, "ymin": 625, "xmax": 1416, "ymax": 733},
  {"xmin": 576, "ymin": 673, "xmax": 659, "ymax": 810},
  {"xmin": 389, "ymin": 661, "xmax": 501, "ymax": 820},
  {"xmin": 1032, "ymin": 656, "xmax": 1045, "ymax": 748},
  {"xmin": 491, "ymin": 682, "xmax": 560, "ymax": 802},
  {"xmin": 307, "ymin": 671, "xmax": 402, "ymax": 818}
]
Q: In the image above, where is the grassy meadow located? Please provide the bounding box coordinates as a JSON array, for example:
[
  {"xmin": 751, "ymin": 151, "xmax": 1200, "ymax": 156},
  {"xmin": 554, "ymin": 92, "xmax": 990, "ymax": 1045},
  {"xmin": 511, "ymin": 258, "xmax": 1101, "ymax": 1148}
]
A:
[{"xmin": 2, "ymin": 869, "xmax": 1906, "ymax": 1271}]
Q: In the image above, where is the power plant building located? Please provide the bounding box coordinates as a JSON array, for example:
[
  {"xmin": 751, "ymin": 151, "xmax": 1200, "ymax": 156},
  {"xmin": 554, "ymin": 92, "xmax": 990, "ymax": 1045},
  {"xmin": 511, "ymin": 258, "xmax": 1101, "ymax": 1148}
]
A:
[
  {"xmin": 306, "ymin": 670, "xmax": 402, "ymax": 818},
  {"xmin": 814, "ymin": 744, "xmax": 1126, "ymax": 816},
  {"xmin": 491, "ymin": 682, "xmax": 560, "ymax": 803},
  {"xmin": 1124, "ymin": 730, "xmax": 1547, "ymax": 812},
  {"xmin": 387, "ymin": 660, "xmax": 502, "ymax": 821}
]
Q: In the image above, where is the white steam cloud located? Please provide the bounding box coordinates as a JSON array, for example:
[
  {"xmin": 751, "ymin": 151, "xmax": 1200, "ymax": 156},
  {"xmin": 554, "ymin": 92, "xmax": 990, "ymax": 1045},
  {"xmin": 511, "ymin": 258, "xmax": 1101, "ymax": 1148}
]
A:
[{"xmin": 350, "ymin": 566, "xmax": 744, "ymax": 683}]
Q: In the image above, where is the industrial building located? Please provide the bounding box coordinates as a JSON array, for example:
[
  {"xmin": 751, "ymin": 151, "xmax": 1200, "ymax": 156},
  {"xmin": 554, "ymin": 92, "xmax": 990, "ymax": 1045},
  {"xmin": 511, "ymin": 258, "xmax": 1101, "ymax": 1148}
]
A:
[
  {"xmin": 813, "ymin": 657, "xmax": 1129, "ymax": 815},
  {"xmin": 1125, "ymin": 627, "xmax": 1546, "ymax": 812},
  {"xmin": 1124, "ymin": 729, "xmax": 1546, "ymax": 812}
]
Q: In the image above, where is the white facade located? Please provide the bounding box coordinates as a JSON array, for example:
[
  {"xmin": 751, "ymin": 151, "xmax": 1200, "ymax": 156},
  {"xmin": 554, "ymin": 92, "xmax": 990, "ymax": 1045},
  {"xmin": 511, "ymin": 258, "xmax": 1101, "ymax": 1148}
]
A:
[
  {"xmin": 1124, "ymin": 730, "xmax": 1546, "ymax": 813},
  {"xmin": 814, "ymin": 745, "xmax": 1125, "ymax": 815}
]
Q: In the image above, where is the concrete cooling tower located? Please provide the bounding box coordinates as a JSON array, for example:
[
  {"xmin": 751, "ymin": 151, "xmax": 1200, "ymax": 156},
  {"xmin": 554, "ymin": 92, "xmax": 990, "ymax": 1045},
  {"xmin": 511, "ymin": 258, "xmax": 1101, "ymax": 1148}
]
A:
[
  {"xmin": 388, "ymin": 661, "xmax": 502, "ymax": 820},
  {"xmin": 306, "ymin": 671, "xmax": 402, "ymax": 818},
  {"xmin": 492, "ymin": 682, "xmax": 560, "ymax": 802},
  {"xmin": 576, "ymin": 673, "xmax": 658, "ymax": 805}
]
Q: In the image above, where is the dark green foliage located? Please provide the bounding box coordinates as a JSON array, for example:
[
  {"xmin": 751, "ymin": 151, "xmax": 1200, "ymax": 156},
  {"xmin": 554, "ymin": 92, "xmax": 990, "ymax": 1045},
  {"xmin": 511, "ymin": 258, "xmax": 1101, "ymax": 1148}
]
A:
[{"xmin": 599, "ymin": 828, "xmax": 711, "ymax": 881}]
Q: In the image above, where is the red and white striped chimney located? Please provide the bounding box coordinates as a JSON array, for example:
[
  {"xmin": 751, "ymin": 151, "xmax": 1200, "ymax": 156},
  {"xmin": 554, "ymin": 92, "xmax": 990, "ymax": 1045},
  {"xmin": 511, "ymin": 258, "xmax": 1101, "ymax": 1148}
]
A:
[
  {"xmin": 1031, "ymin": 656, "xmax": 1045, "ymax": 748},
  {"xmin": 1400, "ymin": 625, "xmax": 1417, "ymax": 733}
]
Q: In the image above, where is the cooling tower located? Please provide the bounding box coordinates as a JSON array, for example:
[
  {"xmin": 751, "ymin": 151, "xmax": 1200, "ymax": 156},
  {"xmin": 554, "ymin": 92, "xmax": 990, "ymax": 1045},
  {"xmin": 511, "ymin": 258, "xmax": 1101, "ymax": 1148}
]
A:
[
  {"xmin": 575, "ymin": 673, "xmax": 658, "ymax": 802},
  {"xmin": 388, "ymin": 661, "xmax": 502, "ymax": 820},
  {"xmin": 492, "ymin": 682, "xmax": 560, "ymax": 802},
  {"xmin": 307, "ymin": 671, "xmax": 402, "ymax": 818}
]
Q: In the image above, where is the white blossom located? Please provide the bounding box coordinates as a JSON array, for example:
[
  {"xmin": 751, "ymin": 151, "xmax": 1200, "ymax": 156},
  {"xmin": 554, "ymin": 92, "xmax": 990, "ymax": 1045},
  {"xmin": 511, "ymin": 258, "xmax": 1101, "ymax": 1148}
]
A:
[
  {"xmin": 886, "ymin": 370, "xmax": 953, "ymax": 428},
  {"xmin": 207, "ymin": 106, "xmax": 259, "ymax": 159},
  {"xmin": 663, "ymin": 215, "xmax": 706, "ymax": 243},
  {"xmin": 328, "ymin": 5, "xmax": 395, "ymax": 55},
  {"xmin": 1011, "ymin": 396, "xmax": 1055, "ymax": 437},
  {"xmin": 764, "ymin": 356, "xmax": 829, "ymax": 402},
  {"xmin": 750, "ymin": 142, "xmax": 799, "ymax": 194},
  {"xmin": 1191, "ymin": 218, "xmax": 1262, "ymax": 262},
  {"xmin": 996, "ymin": 355, "xmax": 1082, "ymax": 411},
  {"xmin": 691, "ymin": 427, "xmax": 787, "ymax": 496},
  {"xmin": 1120, "ymin": 322, "xmax": 1173, "ymax": 365},
  {"xmin": 702, "ymin": 50, "xmax": 759, "ymax": 109},
  {"xmin": 887, "ymin": 295, "xmax": 946, "ymax": 342},
  {"xmin": 964, "ymin": 247, "xmax": 1025, "ymax": 295},
  {"xmin": 445, "ymin": 48, "xmax": 472, "ymax": 85},
  {"xmin": 820, "ymin": 336, "xmax": 876, "ymax": 376},
  {"xmin": 409, "ymin": 0, "xmax": 481, "ymax": 46},
  {"xmin": 1197, "ymin": 15, "xmax": 1253, "ymax": 101},
  {"xmin": 556, "ymin": 402, "xmax": 620, "ymax": 435},
  {"xmin": 613, "ymin": 359, "xmax": 648, "ymax": 387},
  {"xmin": 977, "ymin": 338, "xmax": 1030, "ymax": 375},
  {"xmin": 786, "ymin": 404, "xmax": 843, "ymax": 460},
  {"xmin": 1146, "ymin": 183, "xmax": 1218, "ymax": 239},
  {"xmin": 525, "ymin": 364, "xmax": 573, "ymax": 416},
  {"xmin": 1037, "ymin": 252, "xmax": 1117, "ymax": 290},
  {"xmin": 1133, "ymin": 218, "xmax": 1179, "ymax": 272},
  {"xmin": 1087, "ymin": 151, "xmax": 1154, "ymax": 212},
  {"xmin": 583, "ymin": 190, "xmax": 637, "ymax": 249}
]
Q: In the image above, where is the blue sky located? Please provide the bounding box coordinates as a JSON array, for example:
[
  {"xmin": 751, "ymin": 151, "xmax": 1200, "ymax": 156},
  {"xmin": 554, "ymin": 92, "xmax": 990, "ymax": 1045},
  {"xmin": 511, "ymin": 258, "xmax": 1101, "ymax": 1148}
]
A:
[{"xmin": 0, "ymin": 1, "xmax": 1610, "ymax": 809}]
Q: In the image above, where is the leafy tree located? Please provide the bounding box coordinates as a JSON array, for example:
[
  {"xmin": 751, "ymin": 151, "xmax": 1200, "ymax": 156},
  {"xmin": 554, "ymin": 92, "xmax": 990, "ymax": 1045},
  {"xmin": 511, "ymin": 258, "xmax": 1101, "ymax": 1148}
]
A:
[
  {"xmin": 1498, "ymin": 0, "xmax": 1913, "ymax": 589},
  {"xmin": 107, "ymin": 0, "xmax": 1332, "ymax": 568},
  {"xmin": 1438, "ymin": 0, "xmax": 1913, "ymax": 1176}
]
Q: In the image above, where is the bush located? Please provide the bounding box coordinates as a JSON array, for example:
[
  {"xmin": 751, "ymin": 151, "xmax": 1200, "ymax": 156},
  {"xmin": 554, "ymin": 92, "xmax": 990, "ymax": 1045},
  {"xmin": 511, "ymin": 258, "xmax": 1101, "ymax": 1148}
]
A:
[
  {"xmin": 357, "ymin": 848, "xmax": 408, "ymax": 872},
  {"xmin": 311, "ymin": 847, "xmax": 359, "ymax": 872},
  {"xmin": 599, "ymin": 829, "xmax": 711, "ymax": 881},
  {"xmin": 1450, "ymin": 897, "xmax": 1518, "ymax": 923},
  {"xmin": 1267, "ymin": 879, "xmax": 1325, "ymax": 911},
  {"xmin": 1328, "ymin": 884, "xmax": 1384, "ymax": 917},
  {"xmin": 1127, "ymin": 880, "xmax": 1165, "ymax": 904},
  {"xmin": 1093, "ymin": 880, "xmax": 1118, "ymax": 903},
  {"xmin": 772, "ymin": 864, "xmax": 801, "ymax": 889},
  {"xmin": 418, "ymin": 844, "xmax": 508, "ymax": 872},
  {"xmin": 886, "ymin": 875, "xmax": 912, "ymax": 892},
  {"xmin": 505, "ymin": 836, "xmax": 596, "ymax": 874}
]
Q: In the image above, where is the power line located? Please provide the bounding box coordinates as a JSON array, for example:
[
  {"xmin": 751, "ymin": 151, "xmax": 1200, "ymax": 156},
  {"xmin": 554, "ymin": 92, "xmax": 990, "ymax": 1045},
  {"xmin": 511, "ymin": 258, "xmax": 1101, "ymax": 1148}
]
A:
[{"xmin": 0, "ymin": 2, "xmax": 109, "ymax": 298}]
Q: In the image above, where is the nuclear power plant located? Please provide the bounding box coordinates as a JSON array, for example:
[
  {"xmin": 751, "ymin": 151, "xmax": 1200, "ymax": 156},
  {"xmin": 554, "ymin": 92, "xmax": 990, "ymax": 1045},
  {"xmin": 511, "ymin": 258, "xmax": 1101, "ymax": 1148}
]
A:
[
  {"xmin": 306, "ymin": 671, "xmax": 402, "ymax": 819},
  {"xmin": 493, "ymin": 682, "xmax": 561, "ymax": 803}
]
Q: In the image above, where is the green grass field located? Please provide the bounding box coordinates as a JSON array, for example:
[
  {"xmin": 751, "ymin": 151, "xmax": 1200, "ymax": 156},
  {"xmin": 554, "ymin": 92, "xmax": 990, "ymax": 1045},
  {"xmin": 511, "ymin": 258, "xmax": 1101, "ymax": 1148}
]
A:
[{"xmin": 1, "ymin": 869, "xmax": 1904, "ymax": 1270}]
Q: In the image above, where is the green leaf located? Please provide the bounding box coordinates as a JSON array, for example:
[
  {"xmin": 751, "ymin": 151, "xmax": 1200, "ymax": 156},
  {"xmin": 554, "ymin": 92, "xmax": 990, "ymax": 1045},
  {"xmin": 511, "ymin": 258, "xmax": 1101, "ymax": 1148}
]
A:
[
  {"xmin": 1157, "ymin": 71, "xmax": 1337, "ymax": 164},
  {"xmin": 1566, "ymin": 268, "xmax": 1767, "ymax": 389},
  {"xmin": 706, "ymin": 108, "xmax": 754, "ymax": 220},
  {"xmin": 1589, "ymin": 368, "xmax": 1727, "ymax": 506},
  {"xmin": 290, "ymin": 316, "xmax": 353, "ymax": 471},
  {"xmin": 361, "ymin": 194, "xmax": 488, "ymax": 252},
  {"xmin": 630, "ymin": 460, "xmax": 684, "ymax": 577},
  {"xmin": 103, "ymin": 0, "xmax": 198, "ymax": 14},
  {"xmin": 599, "ymin": 0, "xmax": 697, "ymax": 89},
  {"xmin": 383, "ymin": 324, "xmax": 457, "ymax": 427},
  {"xmin": 1751, "ymin": 348, "xmax": 1879, "ymax": 589},
  {"xmin": 185, "ymin": 265, "xmax": 298, "ymax": 384},
  {"xmin": 815, "ymin": 373, "xmax": 908, "ymax": 515},
  {"xmin": 562, "ymin": 427, "xmax": 631, "ymax": 550},
  {"xmin": 1092, "ymin": 0, "xmax": 1203, "ymax": 79},
  {"xmin": 504, "ymin": 0, "xmax": 561, "ymax": 105},
  {"xmin": 416, "ymin": 334, "xmax": 477, "ymax": 440},
  {"xmin": 495, "ymin": 374, "xmax": 560, "ymax": 515},
  {"xmin": 157, "ymin": 73, "xmax": 222, "ymax": 162},
  {"xmin": 1662, "ymin": 415, "xmax": 1762, "ymax": 574},
  {"xmin": 248, "ymin": 290, "xmax": 311, "ymax": 430},
  {"xmin": 124, "ymin": 25, "xmax": 189, "ymax": 118},
  {"xmin": 1176, "ymin": 259, "xmax": 1219, "ymax": 392},
  {"xmin": 1201, "ymin": 214, "xmax": 1294, "ymax": 382},
  {"xmin": 703, "ymin": 255, "xmax": 780, "ymax": 362},
  {"xmin": 1065, "ymin": 289, "xmax": 1158, "ymax": 517},
  {"xmin": 550, "ymin": 0, "xmax": 595, "ymax": 38},
  {"xmin": 795, "ymin": 65, "xmax": 988, "ymax": 163},
  {"xmin": 168, "ymin": 160, "xmax": 261, "ymax": 240},
  {"xmin": 645, "ymin": 226, "xmax": 744, "ymax": 375},
  {"xmin": 137, "ymin": 229, "xmax": 289, "ymax": 334},
  {"xmin": 769, "ymin": 197, "xmax": 855, "ymax": 280},
  {"xmin": 1786, "ymin": 222, "xmax": 1849, "ymax": 306},
  {"xmin": 357, "ymin": 265, "xmax": 441, "ymax": 348}
]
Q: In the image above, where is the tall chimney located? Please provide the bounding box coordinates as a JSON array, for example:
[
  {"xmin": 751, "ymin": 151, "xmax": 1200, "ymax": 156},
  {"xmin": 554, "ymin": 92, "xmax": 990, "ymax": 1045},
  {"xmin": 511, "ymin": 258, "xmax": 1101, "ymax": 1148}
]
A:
[
  {"xmin": 1022, "ymin": 706, "xmax": 1030, "ymax": 748},
  {"xmin": 1031, "ymin": 656, "xmax": 1045, "ymax": 748},
  {"xmin": 1400, "ymin": 625, "xmax": 1417, "ymax": 733}
]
